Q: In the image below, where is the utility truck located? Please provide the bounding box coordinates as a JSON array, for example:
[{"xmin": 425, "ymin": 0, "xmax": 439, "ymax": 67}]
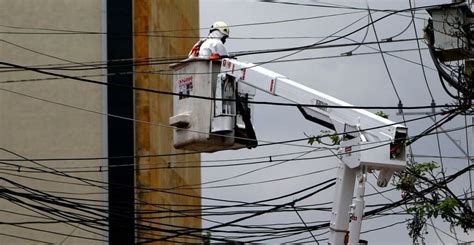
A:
[{"xmin": 169, "ymin": 58, "xmax": 407, "ymax": 244}]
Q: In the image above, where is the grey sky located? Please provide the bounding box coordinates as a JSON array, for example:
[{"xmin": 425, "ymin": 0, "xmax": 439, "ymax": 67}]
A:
[{"xmin": 200, "ymin": 0, "xmax": 473, "ymax": 244}]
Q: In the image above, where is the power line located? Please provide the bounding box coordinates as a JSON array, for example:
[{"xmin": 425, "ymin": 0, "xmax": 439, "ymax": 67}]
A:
[
  {"xmin": 0, "ymin": 172, "xmax": 336, "ymax": 243},
  {"xmin": 0, "ymin": 147, "xmax": 338, "ymax": 207},
  {"xmin": 2, "ymin": 117, "xmax": 470, "ymax": 197},
  {"xmin": 0, "ymin": 10, "xmax": 364, "ymax": 36},
  {"xmin": 0, "ymin": 231, "xmax": 54, "ymax": 244},
  {"xmin": 0, "ymin": 74, "xmax": 464, "ymax": 162},
  {"xmin": 0, "ymin": 38, "xmax": 97, "ymax": 70},
  {"xmin": 368, "ymin": 7, "xmax": 401, "ymax": 101},
  {"xmin": 0, "ymin": 61, "xmax": 456, "ymax": 111},
  {"xmin": 0, "ymin": 46, "xmax": 437, "ymax": 87},
  {"xmin": 292, "ymin": 203, "xmax": 319, "ymax": 244},
  {"xmin": 154, "ymin": 181, "xmax": 336, "ymax": 243},
  {"xmin": 259, "ymin": 0, "xmax": 450, "ymax": 16},
  {"xmin": 408, "ymin": 0, "xmax": 434, "ymax": 101},
  {"xmin": 1, "ymin": 157, "xmax": 470, "ymax": 243},
  {"xmin": 0, "ymin": 37, "xmax": 424, "ymax": 73},
  {"xmin": 0, "ymin": 82, "xmax": 466, "ymax": 167},
  {"xmin": 233, "ymin": 37, "xmax": 422, "ymax": 56},
  {"xmin": 0, "ymin": 1, "xmax": 466, "ymax": 241},
  {"xmin": 2, "ymin": 122, "xmax": 470, "ymax": 176}
]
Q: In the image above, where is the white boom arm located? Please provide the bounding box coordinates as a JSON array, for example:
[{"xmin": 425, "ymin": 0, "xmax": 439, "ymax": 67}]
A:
[
  {"xmin": 220, "ymin": 58, "xmax": 407, "ymax": 149},
  {"xmin": 219, "ymin": 58, "xmax": 408, "ymax": 244}
]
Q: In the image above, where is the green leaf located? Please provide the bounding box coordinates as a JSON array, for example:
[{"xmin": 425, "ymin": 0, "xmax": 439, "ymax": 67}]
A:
[{"xmin": 375, "ymin": 111, "xmax": 389, "ymax": 119}]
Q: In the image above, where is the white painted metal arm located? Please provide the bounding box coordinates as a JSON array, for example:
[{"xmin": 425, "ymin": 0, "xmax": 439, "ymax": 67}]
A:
[
  {"xmin": 220, "ymin": 58, "xmax": 407, "ymax": 174},
  {"xmin": 220, "ymin": 59, "xmax": 406, "ymax": 143}
]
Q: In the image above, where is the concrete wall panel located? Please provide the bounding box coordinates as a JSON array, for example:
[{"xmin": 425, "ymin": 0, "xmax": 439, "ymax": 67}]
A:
[
  {"xmin": 0, "ymin": 1, "xmax": 106, "ymax": 244},
  {"xmin": 134, "ymin": 0, "xmax": 201, "ymax": 243}
]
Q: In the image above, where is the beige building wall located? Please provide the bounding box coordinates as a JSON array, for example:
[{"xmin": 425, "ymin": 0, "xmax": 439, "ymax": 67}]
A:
[
  {"xmin": 0, "ymin": 1, "xmax": 201, "ymax": 243},
  {"xmin": 0, "ymin": 1, "xmax": 107, "ymax": 244}
]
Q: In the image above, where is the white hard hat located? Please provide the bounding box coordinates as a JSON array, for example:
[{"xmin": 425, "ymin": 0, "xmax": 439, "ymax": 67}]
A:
[{"xmin": 210, "ymin": 21, "xmax": 229, "ymax": 37}]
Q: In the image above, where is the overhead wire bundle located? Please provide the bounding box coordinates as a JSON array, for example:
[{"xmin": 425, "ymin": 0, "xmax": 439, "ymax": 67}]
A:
[{"xmin": 0, "ymin": 0, "xmax": 472, "ymax": 243}]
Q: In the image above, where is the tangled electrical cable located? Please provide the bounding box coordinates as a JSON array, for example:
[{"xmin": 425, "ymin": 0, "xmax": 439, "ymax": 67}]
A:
[
  {"xmin": 424, "ymin": 18, "xmax": 473, "ymax": 113},
  {"xmin": 0, "ymin": 1, "xmax": 471, "ymax": 243}
]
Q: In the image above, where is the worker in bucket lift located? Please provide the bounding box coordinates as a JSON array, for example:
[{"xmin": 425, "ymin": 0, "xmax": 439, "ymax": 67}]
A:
[{"xmin": 188, "ymin": 21, "xmax": 230, "ymax": 59}]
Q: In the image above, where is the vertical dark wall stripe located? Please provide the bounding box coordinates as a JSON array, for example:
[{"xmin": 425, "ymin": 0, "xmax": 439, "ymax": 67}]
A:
[{"xmin": 107, "ymin": 0, "xmax": 135, "ymax": 243}]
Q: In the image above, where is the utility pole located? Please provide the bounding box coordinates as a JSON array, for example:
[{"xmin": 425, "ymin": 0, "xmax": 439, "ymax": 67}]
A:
[{"xmin": 426, "ymin": 0, "xmax": 474, "ymax": 211}]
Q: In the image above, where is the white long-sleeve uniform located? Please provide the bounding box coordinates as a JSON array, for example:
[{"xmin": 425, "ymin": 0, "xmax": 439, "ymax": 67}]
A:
[{"xmin": 189, "ymin": 31, "xmax": 228, "ymax": 58}]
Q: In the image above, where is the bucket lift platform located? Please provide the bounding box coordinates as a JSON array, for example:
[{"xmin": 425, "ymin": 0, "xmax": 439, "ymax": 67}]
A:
[{"xmin": 169, "ymin": 58, "xmax": 257, "ymax": 152}]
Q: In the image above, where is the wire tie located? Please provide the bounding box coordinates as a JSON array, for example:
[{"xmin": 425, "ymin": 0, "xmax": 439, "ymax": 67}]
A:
[
  {"xmin": 99, "ymin": 166, "xmax": 102, "ymax": 172},
  {"xmin": 167, "ymin": 162, "xmax": 171, "ymax": 168},
  {"xmin": 341, "ymin": 51, "xmax": 352, "ymax": 56},
  {"xmin": 398, "ymin": 101, "xmax": 403, "ymax": 114},
  {"xmin": 17, "ymin": 166, "xmax": 21, "ymax": 172},
  {"xmin": 290, "ymin": 200, "xmax": 296, "ymax": 208},
  {"xmin": 269, "ymin": 156, "xmax": 273, "ymax": 162}
]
